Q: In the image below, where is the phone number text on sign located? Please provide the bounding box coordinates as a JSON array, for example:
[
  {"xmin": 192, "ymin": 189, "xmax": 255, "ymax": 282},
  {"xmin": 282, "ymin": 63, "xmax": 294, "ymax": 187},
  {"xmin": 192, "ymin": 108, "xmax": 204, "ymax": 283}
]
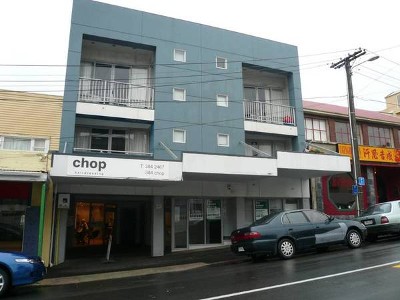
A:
[{"xmin": 140, "ymin": 162, "xmax": 168, "ymax": 178}]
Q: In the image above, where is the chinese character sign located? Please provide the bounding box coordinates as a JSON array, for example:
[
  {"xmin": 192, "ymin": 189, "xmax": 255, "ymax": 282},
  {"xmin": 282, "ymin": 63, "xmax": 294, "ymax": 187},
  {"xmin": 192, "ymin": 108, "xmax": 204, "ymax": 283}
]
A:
[{"xmin": 338, "ymin": 144, "xmax": 400, "ymax": 163}]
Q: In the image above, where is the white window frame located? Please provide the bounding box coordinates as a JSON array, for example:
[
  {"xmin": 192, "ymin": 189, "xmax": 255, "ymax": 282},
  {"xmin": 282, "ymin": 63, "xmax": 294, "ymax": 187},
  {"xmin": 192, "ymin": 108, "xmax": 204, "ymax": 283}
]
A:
[
  {"xmin": 217, "ymin": 133, "xmax": 229, "ymax": 147},
  {"xmin": 216, "ymin": 56, "xmax": 227, "ymax": 69},
  {"xmin": 173, "ymin": 88, "xmax": 186, "ymax": 101},
  {"xmin": 0, "ymin": 135, "xmax": 50, "ymax": 152},
  {"xmin": 174, "ymin": 49, "xmax": 186, "ymax": 62},
  {"xmin": 305, "ymin": 117, "xmax": 328, "ymax": 142},
  {"xmin": 173, "ymin": 129, "xmax": 186, "ymax": 144},
  {"xmin": 216, "ymin": 94, "xmax": 228, "ymax": 107}
]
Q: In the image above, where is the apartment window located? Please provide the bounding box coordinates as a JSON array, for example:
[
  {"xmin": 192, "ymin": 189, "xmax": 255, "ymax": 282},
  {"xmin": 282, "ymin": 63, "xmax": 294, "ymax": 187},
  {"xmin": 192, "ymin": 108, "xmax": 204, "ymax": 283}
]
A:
[
  {"xmin": 217, "ymin": 133, "xmax": 229, "ymax": 147},
  {"xmin": 74, "ymin": 127, "xmax": 149, "ymax": 155},
  {"xmin": 173, "ymin": 88, "xmax": 186, "ymax": 101},
  {"xmin": 216, "ymin": 56, "xmax": 227, "ymax": 69},
  {"xmin": 305, "ymin": 118, "xmax": 328, "ymax": 142},
  {"xmin": 217, "ymin": 94, "xmax": 228, "ymax": 107},
  {"xmin": 367, "ymin": 126, "xmax": 392, "ymax": 147},
  {"xmin": 243, "ymin": 86, "xmax": 288, "ymax": 106},
  {"xmin": 245, "ymin": 140, "xmax": 288, "ymax": 158},
  {"xmin": 174, "ymin": 49, "xmax": 186, "ymax": 62},
  {"xmin": 79, "ymin": 61, "xmax": 152, "ymax": 107},
  {"xmin": 0, "ymin": 136, "xmax": 49, "ymax": 152},
  {"xmin": 335, "ymin": 122, "xmax": 363, "ymax": 145},
  {"xmin": 173, "ymin": 129, "xmax": 186, "ymax": 143},
  {"xmin": 335, "ymin": 122, "xmax": 350, "ymax": 143}
]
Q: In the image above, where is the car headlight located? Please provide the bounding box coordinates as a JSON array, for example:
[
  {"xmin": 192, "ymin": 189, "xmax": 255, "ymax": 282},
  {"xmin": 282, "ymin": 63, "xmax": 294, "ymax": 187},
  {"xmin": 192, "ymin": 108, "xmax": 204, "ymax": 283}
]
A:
[{"xmin": 15, "ymin": 258, "xmax": 35, "ymax": 264}]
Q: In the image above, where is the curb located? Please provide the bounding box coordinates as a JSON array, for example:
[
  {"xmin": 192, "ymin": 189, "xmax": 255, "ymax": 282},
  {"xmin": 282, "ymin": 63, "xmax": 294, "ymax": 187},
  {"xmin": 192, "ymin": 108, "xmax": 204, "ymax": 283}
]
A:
[{"xmin": 37, "ymin": 262, "xmax": 209, "ymax": 286}]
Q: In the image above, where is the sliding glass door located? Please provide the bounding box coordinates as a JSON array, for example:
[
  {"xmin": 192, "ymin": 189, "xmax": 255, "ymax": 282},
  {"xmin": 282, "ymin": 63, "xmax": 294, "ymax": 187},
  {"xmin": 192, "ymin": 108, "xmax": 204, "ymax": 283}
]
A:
[{"xmin": 172, "ymin": 198, "xmax": 222, "ymax": 249}]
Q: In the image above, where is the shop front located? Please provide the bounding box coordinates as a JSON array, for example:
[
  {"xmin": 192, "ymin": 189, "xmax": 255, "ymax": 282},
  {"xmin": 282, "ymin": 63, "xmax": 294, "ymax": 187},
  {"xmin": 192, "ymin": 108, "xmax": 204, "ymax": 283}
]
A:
[
  {"xmin": 50, "ymin": 152, "xmax": 349, "ymax": 265},
  {"xmin": 168, "ymin": 198, "xmax": 223, "ymax": 250},
  {"xmin": 0, "ymin": 181, "xmax": 31, "ymax": 252},
  {"xmin": 321, "ymin": 144, "xmax": 400, "ymax": 217},
  {"xmin": 164, "ymin": 197, "xmax": 305, "ymax": 252},
  {"xmin": 64, "ymin": 195, "xmax": 152, "ymax": 258}
]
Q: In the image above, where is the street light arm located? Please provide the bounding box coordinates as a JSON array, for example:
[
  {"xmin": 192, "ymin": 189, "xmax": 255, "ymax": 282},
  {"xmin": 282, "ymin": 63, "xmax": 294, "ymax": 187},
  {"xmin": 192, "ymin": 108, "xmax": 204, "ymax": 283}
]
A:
[{"xmin": 351, "ymin": 55, "xmax": 380, "ymax": 69}]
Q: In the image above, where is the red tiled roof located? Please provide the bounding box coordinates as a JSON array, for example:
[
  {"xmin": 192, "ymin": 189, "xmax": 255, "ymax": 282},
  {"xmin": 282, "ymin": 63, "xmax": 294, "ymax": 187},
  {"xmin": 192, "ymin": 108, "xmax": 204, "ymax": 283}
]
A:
[{"xmin": 303, "ymin": 100, "xmax": 400, "ymax": 124}]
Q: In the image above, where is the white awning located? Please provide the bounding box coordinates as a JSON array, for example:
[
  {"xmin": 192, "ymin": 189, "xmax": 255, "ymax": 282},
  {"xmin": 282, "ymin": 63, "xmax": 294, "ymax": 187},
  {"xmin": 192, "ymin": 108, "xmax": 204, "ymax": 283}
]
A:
[{"xmin": 0, "ymin": 170, "xmax": 48, "ymax": 182}]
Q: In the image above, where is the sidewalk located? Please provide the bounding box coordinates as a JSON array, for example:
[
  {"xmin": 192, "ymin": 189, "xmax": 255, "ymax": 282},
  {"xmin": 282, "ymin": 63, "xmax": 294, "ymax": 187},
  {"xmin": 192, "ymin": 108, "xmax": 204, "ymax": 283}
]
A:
[{"xmin": 39, "ymin": 246, "xmax": 247, "ymax": 286}]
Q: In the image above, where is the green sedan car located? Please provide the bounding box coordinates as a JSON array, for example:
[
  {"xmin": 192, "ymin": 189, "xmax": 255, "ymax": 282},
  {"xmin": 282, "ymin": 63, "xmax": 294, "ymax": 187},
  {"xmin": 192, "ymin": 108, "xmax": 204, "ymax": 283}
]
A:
[
  {"xmin": 354, "ymin": 200, "xmax": 400, "ymax": 241},
  {"xmin": 230, "ymin": 209, "xmax": 366, "ymax": 260}
]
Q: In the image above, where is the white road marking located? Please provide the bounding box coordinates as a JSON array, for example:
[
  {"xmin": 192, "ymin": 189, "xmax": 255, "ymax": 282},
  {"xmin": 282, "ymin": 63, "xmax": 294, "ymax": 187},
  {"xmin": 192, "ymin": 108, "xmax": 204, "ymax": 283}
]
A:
[{"xmin": 199, "ymin": 260, "xmax": 400, "ymax": 300}]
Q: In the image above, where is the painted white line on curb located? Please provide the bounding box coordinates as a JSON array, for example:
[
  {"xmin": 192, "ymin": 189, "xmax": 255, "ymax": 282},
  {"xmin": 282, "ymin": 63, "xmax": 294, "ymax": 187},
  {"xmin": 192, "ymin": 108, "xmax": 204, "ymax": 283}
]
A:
[
  {"xmin": 199, "ymin": 260, "xmax": 400, "ymax": 300},
  {"xmin": 39, "ymin": 262, "xmax": 208, "ymax": 286}
]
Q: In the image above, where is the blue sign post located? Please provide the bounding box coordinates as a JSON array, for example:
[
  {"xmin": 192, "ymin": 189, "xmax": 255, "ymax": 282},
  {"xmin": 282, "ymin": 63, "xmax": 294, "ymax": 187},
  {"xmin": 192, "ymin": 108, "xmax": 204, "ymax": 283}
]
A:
[
  {"xmin": 352, "ymin": 185, "xmax": 359, "ymax": 195},
  {"xmin": 357, "ymin": 176, "xmax": 365, "ymax": 186}
]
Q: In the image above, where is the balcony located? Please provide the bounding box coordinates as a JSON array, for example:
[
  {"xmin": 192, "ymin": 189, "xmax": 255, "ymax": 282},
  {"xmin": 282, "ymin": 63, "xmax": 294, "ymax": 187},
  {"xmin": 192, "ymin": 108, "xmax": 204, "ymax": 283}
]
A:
[
  {"xmin": 244, "ymin": 100, "xmax": 296, "ymax": 126},
  {"xmin": 78, "ymin": 78, "xmax": 154, "ymax": 109}
]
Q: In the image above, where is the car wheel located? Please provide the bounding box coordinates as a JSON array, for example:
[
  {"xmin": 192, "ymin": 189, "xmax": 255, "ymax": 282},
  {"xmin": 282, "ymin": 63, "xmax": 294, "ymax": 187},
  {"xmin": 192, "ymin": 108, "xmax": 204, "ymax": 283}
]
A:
[
  {"xmin": 347, "ymin": 229, "xmax": 362, "ymax": 248},
  {"xmin": 0, "ymin": 268, "xmax": 10, "ymax": 297},
  {"xmin": 278, "ymin": 238, "xmax": 295, "ymax": 259}
]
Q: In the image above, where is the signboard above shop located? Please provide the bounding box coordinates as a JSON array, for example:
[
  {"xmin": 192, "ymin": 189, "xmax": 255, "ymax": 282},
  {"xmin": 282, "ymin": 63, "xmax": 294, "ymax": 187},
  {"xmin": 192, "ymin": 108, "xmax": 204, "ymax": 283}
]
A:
[
  {"xmin": 50, "ymin": 154, "xmax": 183, "ymax": 181},
  {"xmin": 338, "ymin": 144, "xmax": 400, "ymax": 163}
]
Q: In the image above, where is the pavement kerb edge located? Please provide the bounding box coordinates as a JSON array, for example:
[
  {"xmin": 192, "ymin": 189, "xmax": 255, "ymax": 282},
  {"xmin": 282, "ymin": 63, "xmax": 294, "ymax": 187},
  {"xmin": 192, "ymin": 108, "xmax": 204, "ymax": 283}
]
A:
[{"xmin": 37, "ymin": 262, "xmax": 209, "ymax": 286}]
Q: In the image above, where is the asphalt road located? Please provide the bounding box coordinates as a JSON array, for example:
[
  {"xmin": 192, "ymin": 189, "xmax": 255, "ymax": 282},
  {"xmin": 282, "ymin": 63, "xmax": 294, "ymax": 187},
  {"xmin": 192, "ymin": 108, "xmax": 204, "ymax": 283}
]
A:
[{"xmin": 6, "ymin": 237, "xmax": 400, "ymax": 300}]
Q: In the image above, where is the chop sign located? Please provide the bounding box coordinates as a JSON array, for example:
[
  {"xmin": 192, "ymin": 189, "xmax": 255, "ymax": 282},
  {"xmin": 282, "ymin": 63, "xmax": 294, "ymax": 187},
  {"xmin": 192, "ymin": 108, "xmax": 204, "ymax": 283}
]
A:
[{"xmin": 73, "ymin": 157, "xmax": 107, "ymax": 172}]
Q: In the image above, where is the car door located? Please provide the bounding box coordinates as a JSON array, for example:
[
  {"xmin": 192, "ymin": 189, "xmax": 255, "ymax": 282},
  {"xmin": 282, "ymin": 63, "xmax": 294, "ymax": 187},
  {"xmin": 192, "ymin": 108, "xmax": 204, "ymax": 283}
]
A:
[
  {"xmin": 304, "ymin": 210, "xmax": 346, "ymax": 245},
  {"xmin": 282, "ymin": 211, "xmax": 315, "ymax": 250}
]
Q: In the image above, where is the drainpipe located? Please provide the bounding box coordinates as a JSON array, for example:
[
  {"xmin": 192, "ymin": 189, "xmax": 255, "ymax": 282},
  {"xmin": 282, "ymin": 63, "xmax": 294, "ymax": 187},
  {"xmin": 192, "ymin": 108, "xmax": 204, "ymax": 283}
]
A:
[{"xmin": 38, "ymin": 181, "xmax": 47, "ymax": 257}]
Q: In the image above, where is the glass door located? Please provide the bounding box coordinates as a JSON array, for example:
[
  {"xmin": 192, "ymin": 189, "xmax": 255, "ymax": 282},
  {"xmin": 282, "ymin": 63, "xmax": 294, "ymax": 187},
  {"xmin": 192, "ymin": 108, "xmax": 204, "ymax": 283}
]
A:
[
  {"xmin": 189, "ymin": 199, "xmax": 204, "ymax": 244},
  {"xmin": 206, "ymin": 200, "xmax": 222, "ymax": 244},
  {"xmin": 173, "ymin": 199, "xmax": 187, "ymax": 248}
]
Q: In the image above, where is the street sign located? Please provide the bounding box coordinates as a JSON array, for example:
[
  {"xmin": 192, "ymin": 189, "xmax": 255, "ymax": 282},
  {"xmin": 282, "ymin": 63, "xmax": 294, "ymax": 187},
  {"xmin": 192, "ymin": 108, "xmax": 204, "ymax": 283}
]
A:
[
  {"xmin": 357, "ymin": 177, "xmax": 365, "ymax": 186},
  {"xmin": 352, "ymin": 185, "xmax": 359, "ymax": 195}
]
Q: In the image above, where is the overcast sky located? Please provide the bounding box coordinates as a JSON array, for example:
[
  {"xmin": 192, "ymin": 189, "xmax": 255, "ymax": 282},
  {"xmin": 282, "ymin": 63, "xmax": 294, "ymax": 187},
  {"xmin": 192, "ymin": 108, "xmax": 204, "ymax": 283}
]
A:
[{"xmin": 1, "ymin": 0, "xmax": 399, "ymax": 111}]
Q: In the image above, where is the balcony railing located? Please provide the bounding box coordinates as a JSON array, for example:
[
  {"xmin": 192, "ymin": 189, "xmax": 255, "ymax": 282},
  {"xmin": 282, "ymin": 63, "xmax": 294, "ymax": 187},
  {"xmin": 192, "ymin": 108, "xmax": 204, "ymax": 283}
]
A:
[
  {"xmin": 243, "ymin": 100, "xmax": 296, "ymax": 126},
  {"xmin": 74, "ymin": 147, "xmax": 153, "ymax": 157},
  {"xmin": 78, "ymin": 78, "xmax": 154, "ymax": 109}
]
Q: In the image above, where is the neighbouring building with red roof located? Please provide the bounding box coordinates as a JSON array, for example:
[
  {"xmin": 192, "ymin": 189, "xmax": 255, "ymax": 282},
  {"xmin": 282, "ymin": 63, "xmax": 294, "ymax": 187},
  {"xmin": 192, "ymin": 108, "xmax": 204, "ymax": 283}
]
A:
[{"xmin": 303, "ymin": 100, "xmax": 400, "ymax": 217}]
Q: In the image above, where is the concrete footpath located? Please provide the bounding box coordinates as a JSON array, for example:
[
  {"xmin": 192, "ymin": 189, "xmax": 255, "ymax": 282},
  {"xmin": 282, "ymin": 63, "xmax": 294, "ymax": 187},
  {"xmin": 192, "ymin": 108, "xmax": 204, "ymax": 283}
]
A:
[{"xmin": 39, "ymin": 246, "xmax": 246, "ymax": 286}]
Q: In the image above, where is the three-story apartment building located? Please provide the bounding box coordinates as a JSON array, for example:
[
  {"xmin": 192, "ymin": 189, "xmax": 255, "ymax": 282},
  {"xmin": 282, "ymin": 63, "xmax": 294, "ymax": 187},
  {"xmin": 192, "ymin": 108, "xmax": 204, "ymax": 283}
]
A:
[{"xmin": 50, "ymin": 0, "xmax": 350, "ymax": 265}]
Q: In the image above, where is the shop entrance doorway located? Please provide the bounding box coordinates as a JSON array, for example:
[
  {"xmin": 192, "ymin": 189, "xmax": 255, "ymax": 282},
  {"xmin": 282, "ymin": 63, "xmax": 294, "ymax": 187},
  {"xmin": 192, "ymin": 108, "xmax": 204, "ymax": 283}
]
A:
[
  {"xmin": 0, "ymin": 182, "xmax": 30, "ymax": 252},
  {"xmin": 66, "ymin": 199, "xmax": 150, "ymax": 258},
  {"xmin": 172, "ymin": 198, "xmax": 222, "ymax": 250}
]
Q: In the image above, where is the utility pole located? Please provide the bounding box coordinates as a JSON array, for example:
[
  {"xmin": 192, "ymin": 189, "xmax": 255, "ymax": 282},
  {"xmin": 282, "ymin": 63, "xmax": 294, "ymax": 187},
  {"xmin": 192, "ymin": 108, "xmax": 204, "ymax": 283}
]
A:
[{"xmin": 331, "ymin": 49, "xmax": 366, "ymax": 216}]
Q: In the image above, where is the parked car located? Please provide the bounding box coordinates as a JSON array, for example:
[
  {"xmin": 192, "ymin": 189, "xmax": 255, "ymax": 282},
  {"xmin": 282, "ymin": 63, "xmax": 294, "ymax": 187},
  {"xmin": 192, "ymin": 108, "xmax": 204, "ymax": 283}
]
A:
[
  {"xmin": 230, "ymin": 209, "xmax": 366, "ymax": 260},
  {"xmin": 354, "ymin": 200, "xmax": 400, "ymax": 241},
  {"xmin": 0, "ymin": 251, "xmax": 46, "ymax": 297}
]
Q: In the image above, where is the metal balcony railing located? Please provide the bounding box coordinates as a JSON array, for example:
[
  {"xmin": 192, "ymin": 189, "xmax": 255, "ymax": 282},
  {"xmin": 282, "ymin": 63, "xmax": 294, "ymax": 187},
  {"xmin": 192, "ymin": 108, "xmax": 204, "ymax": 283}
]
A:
[
  {"xmin": 243, "ymin": 100, "xmax": 296, "ymax": 126},
  {"xmin": 78, "ymin": 78, "xmax": 154, "ymax": 109}
]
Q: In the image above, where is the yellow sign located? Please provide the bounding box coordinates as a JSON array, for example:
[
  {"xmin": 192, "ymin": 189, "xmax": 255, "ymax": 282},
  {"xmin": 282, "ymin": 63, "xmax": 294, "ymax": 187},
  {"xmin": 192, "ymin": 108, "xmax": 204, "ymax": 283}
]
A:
[{"xmin": 338, "ymin": 144, "xmax": 400, "ymax": 163}]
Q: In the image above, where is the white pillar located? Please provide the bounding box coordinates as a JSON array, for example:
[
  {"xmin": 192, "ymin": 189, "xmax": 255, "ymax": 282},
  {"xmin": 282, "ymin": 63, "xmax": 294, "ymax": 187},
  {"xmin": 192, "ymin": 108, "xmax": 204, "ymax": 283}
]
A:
[
  {"xmin": 56, "ymin": 208, "xmax": 68, "ymax": 264},
  {"xmin": 301, "ymin": 179, "xmax": 311, "ymax": 209},
  {"xmin": 236, "ymin": 197, "xmax": 246, "ymax": 229},
  {"xmin": 152, "ymin": 196, "xmax": 164, "ymax": 257}
]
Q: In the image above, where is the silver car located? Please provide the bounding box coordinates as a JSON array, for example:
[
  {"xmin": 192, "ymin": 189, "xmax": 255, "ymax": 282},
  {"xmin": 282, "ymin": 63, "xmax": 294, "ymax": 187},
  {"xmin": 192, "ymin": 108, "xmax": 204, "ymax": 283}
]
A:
[{"xmin": 355, "ymin": 200, "xmax": 400, "ymax": 241}]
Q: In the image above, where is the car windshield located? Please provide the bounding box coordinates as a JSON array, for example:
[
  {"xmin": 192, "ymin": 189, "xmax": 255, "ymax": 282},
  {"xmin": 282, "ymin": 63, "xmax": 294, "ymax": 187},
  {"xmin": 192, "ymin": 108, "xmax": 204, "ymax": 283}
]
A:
[
  {"xmin": 251, "ymin": 212, "xmax": 279, "ymax": 226},
  {"xmin": 362, "ymin": 203, "xmax": 392, "ymax": 216}
]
